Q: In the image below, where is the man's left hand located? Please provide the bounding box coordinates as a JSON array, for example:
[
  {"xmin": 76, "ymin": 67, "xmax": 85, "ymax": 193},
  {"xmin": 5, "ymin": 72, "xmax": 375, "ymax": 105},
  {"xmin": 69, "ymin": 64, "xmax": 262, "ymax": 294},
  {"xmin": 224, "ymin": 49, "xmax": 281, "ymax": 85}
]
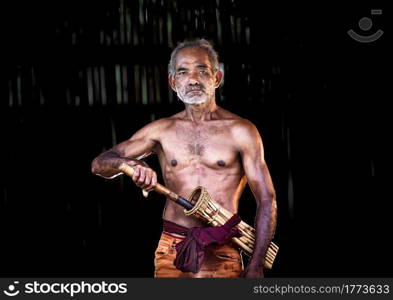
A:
[{"xmin": 240, "ymin": 264, "xmax": 264, "ymax": 278}]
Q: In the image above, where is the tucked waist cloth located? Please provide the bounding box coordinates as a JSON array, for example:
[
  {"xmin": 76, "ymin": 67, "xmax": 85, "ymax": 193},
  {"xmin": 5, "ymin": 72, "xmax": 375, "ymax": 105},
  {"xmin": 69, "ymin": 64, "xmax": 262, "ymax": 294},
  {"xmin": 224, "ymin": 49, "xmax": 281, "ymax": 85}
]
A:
[{"xmin": 154, "ymin": 219, "xmax": 244, "ymax": 278}]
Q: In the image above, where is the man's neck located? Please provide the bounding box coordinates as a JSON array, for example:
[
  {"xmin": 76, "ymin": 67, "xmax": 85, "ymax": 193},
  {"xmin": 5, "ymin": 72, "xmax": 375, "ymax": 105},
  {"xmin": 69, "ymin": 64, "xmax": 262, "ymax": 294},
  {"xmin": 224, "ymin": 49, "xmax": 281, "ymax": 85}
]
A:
[{"xmin": 183, "ymin": 98, "xmax": 218, "ymax": 123}]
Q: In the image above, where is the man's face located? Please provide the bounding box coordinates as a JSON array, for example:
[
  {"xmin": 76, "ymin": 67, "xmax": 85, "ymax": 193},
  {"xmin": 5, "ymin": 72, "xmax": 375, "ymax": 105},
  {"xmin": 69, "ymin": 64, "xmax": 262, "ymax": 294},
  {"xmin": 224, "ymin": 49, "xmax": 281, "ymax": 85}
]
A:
[{"xmin": 169, "ymin": 47, "xmax": 222, "ymax": 105}]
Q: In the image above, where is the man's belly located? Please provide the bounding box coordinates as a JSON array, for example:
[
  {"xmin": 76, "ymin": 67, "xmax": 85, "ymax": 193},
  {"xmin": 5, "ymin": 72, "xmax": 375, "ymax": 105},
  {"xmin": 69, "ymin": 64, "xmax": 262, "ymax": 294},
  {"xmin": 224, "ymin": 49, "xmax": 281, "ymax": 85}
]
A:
[
  {"xmin": 161, "ymin": 176, "xmax": 245, "ymax": 228},
  {"xmin": 162, "ymin": 202, "xmax": 206, "ymax": 228}
]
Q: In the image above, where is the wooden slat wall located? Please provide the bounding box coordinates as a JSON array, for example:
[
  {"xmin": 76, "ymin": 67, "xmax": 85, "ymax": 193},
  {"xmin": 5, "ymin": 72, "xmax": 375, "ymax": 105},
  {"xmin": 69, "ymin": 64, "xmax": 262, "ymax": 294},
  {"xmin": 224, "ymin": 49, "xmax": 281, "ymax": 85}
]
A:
[{"xmin": 4, "ymin": 0, "xmax": 288, "ymax": 108}]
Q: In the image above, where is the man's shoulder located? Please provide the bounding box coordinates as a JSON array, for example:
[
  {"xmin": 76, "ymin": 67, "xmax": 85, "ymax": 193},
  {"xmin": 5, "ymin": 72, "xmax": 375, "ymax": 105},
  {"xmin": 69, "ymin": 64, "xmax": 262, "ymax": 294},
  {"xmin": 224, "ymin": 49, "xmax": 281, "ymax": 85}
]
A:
[
  {"xmin": 221, "ymin": 110, "xmax": 257, "ymax": 134},
  {"xmin": 231, "ymin": 118, "xmax": 257, "ymax": 131},
  {"xmin": 228, "ymin": 115, "xmax": 260, "ymax": 142},
  {"xmin": 216, "ymin": 107, "xmax": 254, "ymax": 127},
  {"xmin": 167, "ymin": 110, "xmax": 185, "ymax": 121},
  {"xmin": 213, "ymin": 107, "xmax": 260, "ymax": 143},
  {"xmin": 145, "ymin": 116, "xmax": 175, "ymax": 129},
  {"xmin": 151, "ymin": 113, "xmax": 186, "ymax": 130},
  {"xmin": 144, "ymin": 112, "xmax": 187, "ymax": 131},
  {"xmin": 136, "ymin": 118, "xmax": 174, "ymax": 140}
]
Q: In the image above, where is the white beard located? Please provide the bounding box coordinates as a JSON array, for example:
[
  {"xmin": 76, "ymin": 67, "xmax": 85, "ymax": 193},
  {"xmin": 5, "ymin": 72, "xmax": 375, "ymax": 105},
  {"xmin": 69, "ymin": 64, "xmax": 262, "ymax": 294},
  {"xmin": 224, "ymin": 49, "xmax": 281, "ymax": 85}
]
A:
[
  {"xmin": 175, "ymin": 87, "xmax": 213, "ymax": 105},
  {"xmin": 177, "ymin": 92, "xmax": 208, "ymax": 104}
]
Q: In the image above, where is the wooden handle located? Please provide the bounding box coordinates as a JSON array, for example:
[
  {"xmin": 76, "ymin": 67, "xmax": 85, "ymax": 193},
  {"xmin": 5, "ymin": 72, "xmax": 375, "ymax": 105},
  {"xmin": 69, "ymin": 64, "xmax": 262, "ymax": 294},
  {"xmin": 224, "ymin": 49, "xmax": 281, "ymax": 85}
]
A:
[{"xmin": 119, "ymin": 163, "xmax": 179, "ymax": 201}]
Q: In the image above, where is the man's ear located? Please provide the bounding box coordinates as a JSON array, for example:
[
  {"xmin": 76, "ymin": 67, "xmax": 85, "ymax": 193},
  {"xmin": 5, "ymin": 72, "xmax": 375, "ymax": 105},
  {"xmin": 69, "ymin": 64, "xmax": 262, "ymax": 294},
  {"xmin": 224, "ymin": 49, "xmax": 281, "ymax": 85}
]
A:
[
  {"xmin": 168, "ymin": 75, "xmax": 177, "ymax": 92},
  {"xmin": 214, "ymin": 69, "xmax": 223, "ymax": 88}
]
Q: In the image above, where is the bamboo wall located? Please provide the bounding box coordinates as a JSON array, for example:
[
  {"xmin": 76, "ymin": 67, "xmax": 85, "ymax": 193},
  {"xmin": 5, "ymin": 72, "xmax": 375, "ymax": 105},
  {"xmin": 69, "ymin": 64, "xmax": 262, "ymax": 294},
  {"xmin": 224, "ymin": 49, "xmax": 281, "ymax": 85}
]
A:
[{"xmin": 5, "ymin": 0, "xmax": 291, "ymax": 108}]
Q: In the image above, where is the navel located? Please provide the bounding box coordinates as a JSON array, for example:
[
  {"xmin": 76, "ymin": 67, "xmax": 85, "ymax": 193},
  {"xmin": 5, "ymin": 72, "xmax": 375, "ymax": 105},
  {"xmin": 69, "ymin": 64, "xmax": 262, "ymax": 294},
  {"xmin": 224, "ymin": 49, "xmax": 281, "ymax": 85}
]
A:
[
  {"xmin": 171, "ymin": 159, "xmax": 178, "ymax": 167},
  {"xmin": 217, "ymin": 160, "xmax": 226, "ymax": 167}
]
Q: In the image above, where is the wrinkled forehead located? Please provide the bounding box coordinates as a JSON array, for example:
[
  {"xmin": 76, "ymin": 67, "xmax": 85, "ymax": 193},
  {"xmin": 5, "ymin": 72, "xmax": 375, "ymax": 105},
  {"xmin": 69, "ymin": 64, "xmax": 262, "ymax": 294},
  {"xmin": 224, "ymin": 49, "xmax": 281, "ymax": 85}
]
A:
[{"xmin": 175, "ymin": 47, "xmax": 212, "ymax": 70}]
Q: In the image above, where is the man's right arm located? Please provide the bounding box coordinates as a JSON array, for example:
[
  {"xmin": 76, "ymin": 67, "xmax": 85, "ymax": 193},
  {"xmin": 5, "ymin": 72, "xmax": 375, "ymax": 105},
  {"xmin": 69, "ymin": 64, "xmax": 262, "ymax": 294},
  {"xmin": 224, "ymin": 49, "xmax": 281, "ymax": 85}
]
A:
[
  {"xmin": 91, "ymin": 149, "xmax": 143, "ymax": 179},
  {"xmin": 91, "ymin": 119, "xmax": 166, "ymax": 190}
]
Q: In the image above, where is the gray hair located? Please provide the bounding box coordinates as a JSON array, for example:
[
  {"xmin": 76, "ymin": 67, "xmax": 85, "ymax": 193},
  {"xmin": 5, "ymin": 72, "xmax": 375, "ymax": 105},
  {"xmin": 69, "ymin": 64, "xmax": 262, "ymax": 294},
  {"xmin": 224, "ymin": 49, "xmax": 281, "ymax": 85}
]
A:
[{"xmin": 168, "ymin": 39, "xmax": 219, "ymax": 76}]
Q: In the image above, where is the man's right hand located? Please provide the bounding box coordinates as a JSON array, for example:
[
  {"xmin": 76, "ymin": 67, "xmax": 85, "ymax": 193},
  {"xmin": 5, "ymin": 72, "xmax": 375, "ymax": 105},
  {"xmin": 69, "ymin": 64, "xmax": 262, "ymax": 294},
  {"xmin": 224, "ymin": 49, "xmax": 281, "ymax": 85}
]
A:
[{"xmin": 129, "ymin": 163, "xmax": 157, "ymax": 197}]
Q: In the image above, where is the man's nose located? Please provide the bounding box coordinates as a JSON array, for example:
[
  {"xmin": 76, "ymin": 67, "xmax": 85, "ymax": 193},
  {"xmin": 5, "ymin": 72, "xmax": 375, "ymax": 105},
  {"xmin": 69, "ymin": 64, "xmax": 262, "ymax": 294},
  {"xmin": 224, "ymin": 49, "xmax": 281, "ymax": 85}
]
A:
[{"xmin": 188, "ymin": 72, "xmax": 200, "ymax": 85}]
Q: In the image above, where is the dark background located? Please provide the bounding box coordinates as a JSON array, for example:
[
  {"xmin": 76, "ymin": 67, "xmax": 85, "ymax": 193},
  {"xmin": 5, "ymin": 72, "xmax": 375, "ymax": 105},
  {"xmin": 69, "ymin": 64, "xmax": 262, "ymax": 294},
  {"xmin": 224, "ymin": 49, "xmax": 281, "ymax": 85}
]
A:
[{"xmin": 1, "ymin": 0, "xmax": 390, "ymax": 277}]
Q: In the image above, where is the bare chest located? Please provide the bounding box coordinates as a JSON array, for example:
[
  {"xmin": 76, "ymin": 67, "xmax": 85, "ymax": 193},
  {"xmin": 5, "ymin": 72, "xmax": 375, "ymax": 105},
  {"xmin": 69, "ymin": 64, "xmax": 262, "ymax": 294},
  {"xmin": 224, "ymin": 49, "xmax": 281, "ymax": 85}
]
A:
[{"xmin": 159, "ymin": 123, "xmax": 238, "ymax": 169}]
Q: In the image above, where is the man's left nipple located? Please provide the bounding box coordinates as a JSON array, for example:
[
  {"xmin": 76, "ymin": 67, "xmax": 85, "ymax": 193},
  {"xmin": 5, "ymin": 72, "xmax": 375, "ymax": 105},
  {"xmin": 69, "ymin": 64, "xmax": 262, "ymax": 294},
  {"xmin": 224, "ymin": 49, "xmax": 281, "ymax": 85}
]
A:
[{"xmin": 217, "ymin": 160, "xmax": 226, "ymax": 167}]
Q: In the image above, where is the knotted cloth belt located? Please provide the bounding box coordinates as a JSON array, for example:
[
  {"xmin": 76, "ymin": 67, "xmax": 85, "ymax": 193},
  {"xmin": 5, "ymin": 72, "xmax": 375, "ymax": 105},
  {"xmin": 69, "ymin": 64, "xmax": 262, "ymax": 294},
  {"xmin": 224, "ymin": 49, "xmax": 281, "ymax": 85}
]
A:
[{"xmin": 163, "ymin": 214, "xmax": 242, "ymax": 273}]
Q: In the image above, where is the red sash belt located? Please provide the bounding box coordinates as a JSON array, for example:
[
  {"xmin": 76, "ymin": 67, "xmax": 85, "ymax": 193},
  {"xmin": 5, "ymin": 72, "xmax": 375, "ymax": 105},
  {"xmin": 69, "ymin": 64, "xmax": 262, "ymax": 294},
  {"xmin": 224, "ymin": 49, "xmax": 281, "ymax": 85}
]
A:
[{"xmin": 162, "ymin": 215, "xmax": 241, "ymax": 273}]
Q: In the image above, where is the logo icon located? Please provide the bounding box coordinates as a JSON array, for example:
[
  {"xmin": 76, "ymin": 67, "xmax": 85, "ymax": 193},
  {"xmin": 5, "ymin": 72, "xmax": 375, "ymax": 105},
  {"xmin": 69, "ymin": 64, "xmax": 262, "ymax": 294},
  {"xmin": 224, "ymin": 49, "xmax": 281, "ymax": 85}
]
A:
[
  {"xmin": 3, "ymin": 281, "xmax": 20, "ymax": 297},
  {"xmin": 348, "ymin": 9, "xmax": 383, "ymax": 43}
]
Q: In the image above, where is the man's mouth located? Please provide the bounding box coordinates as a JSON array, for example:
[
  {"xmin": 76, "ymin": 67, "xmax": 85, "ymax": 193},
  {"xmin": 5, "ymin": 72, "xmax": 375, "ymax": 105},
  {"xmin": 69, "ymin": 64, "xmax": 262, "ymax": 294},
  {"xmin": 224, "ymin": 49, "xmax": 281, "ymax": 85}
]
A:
[{"xmin": 186, "ymin": 88, "xmax": 203, "ymax": 94}]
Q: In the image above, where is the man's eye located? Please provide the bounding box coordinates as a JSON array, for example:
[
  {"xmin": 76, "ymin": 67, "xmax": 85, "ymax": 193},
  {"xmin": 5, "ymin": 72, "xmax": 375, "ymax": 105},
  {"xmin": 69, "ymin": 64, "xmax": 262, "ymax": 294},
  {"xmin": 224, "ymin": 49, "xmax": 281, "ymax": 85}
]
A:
[
  {"xmin": 199, "ymin": 70, "xmax": 208, "ymax": 75},
  {"xmin": 177, "ymin": 71, "xmax": 187, "ymax": 76}
]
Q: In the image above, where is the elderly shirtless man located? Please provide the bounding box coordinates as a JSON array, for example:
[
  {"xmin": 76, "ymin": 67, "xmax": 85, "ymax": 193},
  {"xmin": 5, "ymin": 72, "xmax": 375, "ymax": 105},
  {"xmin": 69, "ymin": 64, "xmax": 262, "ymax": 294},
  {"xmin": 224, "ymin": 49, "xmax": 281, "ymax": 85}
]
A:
[{"xmin": 91, "ymin": 39, "xmax": 276, "ymax": 278}]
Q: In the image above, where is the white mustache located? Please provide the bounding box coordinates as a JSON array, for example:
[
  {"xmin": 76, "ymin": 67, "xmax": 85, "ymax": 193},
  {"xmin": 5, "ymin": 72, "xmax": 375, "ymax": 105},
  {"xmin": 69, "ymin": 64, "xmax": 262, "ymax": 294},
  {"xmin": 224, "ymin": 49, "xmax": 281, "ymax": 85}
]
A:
[{"xmin": 186, "ymin": 87, "xmax": 204, "ymax": 93}]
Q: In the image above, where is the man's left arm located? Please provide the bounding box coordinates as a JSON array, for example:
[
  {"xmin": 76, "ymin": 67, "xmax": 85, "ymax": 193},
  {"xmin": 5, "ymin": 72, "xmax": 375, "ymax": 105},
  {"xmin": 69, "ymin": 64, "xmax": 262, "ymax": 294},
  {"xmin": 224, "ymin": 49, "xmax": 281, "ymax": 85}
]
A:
[{"xmin": 233, "ymin": 120, "xmax": 277, "ymax": 278}]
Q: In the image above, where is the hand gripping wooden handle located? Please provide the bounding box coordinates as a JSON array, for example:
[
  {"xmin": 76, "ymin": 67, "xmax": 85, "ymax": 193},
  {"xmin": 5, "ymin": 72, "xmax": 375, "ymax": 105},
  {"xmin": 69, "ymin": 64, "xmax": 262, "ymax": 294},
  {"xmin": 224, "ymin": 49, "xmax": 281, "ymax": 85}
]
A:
[
  {"xmin": 118, "ymin": 163, "xmax": 178, "ymax": 199},
  {"xmin": 118, "ymin": 163, "xmax": 193, "ymax": 209}
]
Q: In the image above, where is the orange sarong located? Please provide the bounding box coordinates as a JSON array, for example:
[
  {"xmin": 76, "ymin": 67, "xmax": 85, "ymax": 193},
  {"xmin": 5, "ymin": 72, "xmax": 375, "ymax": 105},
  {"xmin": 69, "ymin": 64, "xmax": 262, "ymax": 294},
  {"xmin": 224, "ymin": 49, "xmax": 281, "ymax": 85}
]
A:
[{"xmin": 154, "ymin": 231, "xmax": 244, "ymax": 278}]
